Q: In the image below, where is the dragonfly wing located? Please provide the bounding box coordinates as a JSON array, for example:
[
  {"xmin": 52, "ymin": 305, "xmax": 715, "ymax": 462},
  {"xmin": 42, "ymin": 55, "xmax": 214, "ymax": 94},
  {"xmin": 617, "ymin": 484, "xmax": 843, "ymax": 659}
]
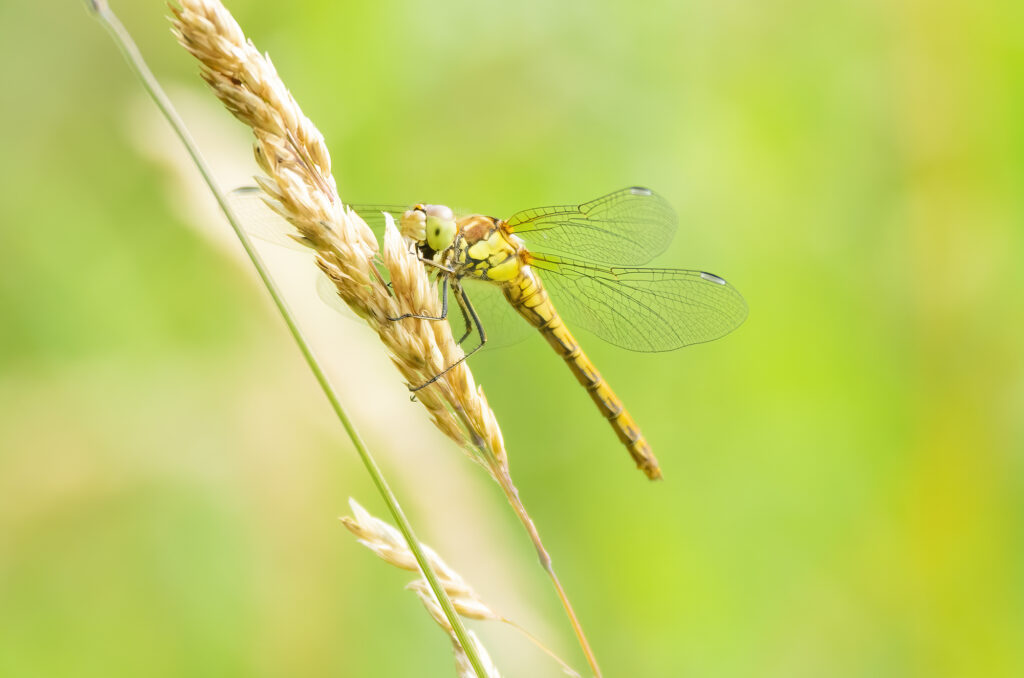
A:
[
  {"xmin": 505, "ymin": 187, "xmax": 677, "ymax": 266},
  {"xmin": 228, "ymin": 186, "xmax": 411, "ymax": 322},
  {"xmin": 315, "ymin": 269, "xmax": 362, "ymax": 318},
  {"xmin": 460, "ymin": 278, "xmax": 535, "ymax": 350},
  {"xmin": 529, "ymin": 254, "xmax": 748, "ymax": 352},
  {"xmin": 347, "ymin": 203, "xmax": 413, "ymax": 241},
  {"xmin": 226, "ymin": 186, "xmax": 408, "ymax": 250},
  {"xmin": 227, "ymin": 186, "xmax": 311, "ymax": 250}
]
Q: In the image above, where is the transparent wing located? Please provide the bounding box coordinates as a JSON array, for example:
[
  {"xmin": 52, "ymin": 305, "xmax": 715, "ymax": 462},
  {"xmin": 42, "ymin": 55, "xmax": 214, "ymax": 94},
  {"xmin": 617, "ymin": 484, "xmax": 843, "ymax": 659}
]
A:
[
  {"xmin": 349, "ymin": 204, "xmax": 413, "ymax": 240},
  {"xmin": 227, "ymin": 186, "xmax": 410, "ymax": 321},
  {"xmin": 226, "ymin": 186, "xmax": 309, "ymax": 250},
  {"xmin": 459, "ymin": 278, "xmax": 535, "ymax": 350},
  {"xmin": 505, "ymin": 187, "xmax": 677, "ymax": 266},
  {"xmin": 226, "ymin": 186, "xmax": 407, "ymax": 249},
  {"xmin": 314, "ymin": 270, "xmax": 360, "ymax": 317},
  {"xmin": 528, "ymin": 254, "xmax": 748, "ymax": 352}
]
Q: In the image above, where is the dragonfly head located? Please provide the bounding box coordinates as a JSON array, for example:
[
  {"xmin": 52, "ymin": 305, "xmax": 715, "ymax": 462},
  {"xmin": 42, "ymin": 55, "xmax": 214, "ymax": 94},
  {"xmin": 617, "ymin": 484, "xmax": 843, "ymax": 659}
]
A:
[{"xmin": 401, "ymin": 204, "xmax": 457, "ymax": 251}]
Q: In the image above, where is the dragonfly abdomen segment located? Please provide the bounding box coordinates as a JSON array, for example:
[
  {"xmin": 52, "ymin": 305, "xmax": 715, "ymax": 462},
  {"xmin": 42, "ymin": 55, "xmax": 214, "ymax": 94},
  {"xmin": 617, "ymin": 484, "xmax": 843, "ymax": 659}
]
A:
[{"xmin": 503, "ymin": 268, "xmax": 663, "ymax": 480}]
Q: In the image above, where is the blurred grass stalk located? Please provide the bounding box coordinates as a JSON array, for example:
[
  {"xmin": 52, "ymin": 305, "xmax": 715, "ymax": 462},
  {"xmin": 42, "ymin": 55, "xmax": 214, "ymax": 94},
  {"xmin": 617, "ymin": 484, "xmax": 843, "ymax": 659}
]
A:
[{"xmin": 82, "ymin": 1, "xmax": 492, "ymax": 676}]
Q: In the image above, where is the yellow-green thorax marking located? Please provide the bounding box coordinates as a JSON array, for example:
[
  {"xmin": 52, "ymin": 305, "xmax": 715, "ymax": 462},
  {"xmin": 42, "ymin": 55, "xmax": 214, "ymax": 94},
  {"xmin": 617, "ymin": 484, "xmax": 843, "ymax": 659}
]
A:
[{"xmin": 399, "ymin": 206, "xmax": 662, "ymax": 479}]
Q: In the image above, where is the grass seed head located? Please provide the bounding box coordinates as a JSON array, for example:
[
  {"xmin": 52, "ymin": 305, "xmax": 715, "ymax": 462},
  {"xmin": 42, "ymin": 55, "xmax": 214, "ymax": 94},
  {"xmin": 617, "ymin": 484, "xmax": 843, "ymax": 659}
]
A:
[{"xmin": 170, "ymin": 0, "xmax": 510, "ymax": 476}]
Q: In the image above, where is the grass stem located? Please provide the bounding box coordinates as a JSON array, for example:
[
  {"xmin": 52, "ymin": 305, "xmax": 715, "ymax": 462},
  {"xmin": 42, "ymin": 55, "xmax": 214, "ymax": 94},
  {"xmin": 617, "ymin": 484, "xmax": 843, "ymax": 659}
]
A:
[{"xmin": 496, "ymin": 468, "xmax": 602, "ymax": 677}]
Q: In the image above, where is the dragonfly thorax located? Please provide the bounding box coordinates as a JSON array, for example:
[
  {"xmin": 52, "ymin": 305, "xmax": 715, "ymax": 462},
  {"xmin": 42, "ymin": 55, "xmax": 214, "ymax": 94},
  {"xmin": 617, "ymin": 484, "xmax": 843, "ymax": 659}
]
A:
[{"xmin": 450, "ymin": 215, "xmax": 524, "ymax": 283}]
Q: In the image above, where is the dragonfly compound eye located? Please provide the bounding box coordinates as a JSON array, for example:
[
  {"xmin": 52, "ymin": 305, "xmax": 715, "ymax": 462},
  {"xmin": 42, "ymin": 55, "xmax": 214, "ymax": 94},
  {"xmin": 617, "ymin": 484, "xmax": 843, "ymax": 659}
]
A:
[{"xmin": 423, "ymin": 204, "xmax": 457, "ymax": 251}]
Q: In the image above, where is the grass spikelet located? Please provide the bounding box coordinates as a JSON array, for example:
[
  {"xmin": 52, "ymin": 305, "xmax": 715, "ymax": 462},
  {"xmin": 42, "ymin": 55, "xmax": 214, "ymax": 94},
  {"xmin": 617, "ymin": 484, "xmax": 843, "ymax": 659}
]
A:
[
  {"xmin": 342, "ymin": 498, "xmax": 502, "ymax": 621},
  {"xmin": 342, "ymin": 499, "xmax": 581, "ymax": 677},
  {"xmin": 450, "ymin": 632, "xmax": 502, "ymax": 678},
  {"xmin": 412, "ymin": 588, "xmax": 503, "ymax": 678}
]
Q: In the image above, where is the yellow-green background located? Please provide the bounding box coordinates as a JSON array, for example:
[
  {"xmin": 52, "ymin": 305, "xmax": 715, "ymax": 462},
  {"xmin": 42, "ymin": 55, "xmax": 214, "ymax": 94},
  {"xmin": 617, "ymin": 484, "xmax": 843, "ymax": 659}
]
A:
[{"xmin": 2, "ymin": 1, "xmax": 1022, "ymax": 676}]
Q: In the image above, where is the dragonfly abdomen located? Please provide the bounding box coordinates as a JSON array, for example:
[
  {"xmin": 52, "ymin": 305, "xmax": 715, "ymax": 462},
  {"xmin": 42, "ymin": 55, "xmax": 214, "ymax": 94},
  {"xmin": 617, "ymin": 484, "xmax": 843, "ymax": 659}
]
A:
[{"xmin": 503, "ymin": 268, "xmax": 663, "ymax": 480}]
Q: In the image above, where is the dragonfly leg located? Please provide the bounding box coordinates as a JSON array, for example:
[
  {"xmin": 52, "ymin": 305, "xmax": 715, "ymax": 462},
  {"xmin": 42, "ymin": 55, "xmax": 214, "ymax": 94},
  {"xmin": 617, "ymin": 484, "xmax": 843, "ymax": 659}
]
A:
[
  {"xmin": 410, "ymin": 284, "xmax": 488, "ymax": 392},
  {"xmin": 387, "ymin": 276, "xmax": 450, "ymax": 322},
  {"xmin": 453, "ymin": 284, "xmax": 475, "ymax": 345},
  {"xmin": 419, "ymin": 256, "xmax": 455, "ymax": 275}
]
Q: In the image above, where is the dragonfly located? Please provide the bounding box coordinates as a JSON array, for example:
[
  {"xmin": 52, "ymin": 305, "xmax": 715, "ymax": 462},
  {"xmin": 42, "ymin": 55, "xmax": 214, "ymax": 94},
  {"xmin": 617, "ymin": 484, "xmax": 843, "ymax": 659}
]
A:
[{"xmin": 229, "ymin": 186, "xmax": 747, "ymax": 479}]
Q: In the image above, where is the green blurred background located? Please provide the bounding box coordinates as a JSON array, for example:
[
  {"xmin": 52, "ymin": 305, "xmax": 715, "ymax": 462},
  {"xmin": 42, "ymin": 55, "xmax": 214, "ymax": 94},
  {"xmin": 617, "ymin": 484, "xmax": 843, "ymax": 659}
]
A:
[{"xmin": 2, "ymin": 1, "xmax": 1023, "ymax": 676}]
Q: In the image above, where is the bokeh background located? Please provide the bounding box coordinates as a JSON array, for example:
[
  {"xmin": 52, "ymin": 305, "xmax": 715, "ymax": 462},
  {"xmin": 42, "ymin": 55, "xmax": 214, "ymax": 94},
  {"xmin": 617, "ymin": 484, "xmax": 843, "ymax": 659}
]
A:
[{"xmin": 2, "ymin": 1, "xmax": 1023, "ymax": 676}]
